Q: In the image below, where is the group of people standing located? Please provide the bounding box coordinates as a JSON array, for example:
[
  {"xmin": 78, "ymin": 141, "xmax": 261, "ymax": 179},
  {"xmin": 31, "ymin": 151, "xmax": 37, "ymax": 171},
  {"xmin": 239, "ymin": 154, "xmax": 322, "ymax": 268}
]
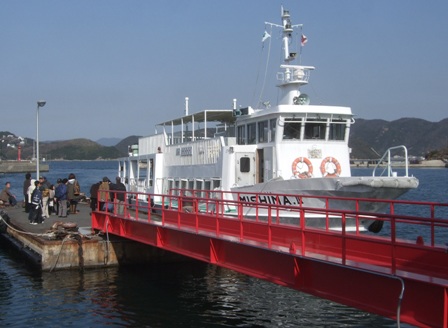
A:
[
  {"xmin": 20, "ymin": 172, "xmax": 128, "ymax": 225},
  {"xmin": 23, "ymin": 173, "xmax": 81, "ymax": 225},
  {"xmin": 89, "ymin": 176, "xmax": 126, "ymax": 215}
]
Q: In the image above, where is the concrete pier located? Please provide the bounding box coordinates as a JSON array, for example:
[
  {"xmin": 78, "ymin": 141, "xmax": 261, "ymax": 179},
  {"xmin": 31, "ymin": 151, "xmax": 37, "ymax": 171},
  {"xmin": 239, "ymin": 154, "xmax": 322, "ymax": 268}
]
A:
[
  {"xmin": 0, "ymin": 160, "xmax": 49, "ymax": 173},
  {"xmin": 0, "ymin": 203, "xmax": 181, "ymax": 271},
  {"xmin": 350, "ymin": 159, "xmax": 447, "ymax": 168}
]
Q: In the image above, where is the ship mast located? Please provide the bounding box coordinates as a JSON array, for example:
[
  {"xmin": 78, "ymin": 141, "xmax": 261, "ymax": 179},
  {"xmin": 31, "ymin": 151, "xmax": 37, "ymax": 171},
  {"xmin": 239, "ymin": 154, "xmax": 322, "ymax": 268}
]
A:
[
  {"xmin": 281, "ymin": 7, "xmax": 296, "ymax": 62},
  {"xmin": 265, "ymin": 7, "xmax": 315, "ymax": 105}
]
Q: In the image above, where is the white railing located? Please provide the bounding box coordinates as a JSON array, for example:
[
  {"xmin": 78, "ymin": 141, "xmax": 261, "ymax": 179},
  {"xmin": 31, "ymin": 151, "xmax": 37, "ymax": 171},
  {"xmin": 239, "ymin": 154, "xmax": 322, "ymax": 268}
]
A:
[{"xmin": 372, "ymin": 145, "xmax": 409, "ymax": 177}]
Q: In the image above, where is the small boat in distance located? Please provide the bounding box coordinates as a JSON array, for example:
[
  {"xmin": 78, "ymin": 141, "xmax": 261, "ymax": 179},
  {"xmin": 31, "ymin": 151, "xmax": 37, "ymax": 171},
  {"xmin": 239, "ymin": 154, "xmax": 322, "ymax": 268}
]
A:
[{"xmin": 118, "ymin": 7, "xmax": 419, "ymax": 232}]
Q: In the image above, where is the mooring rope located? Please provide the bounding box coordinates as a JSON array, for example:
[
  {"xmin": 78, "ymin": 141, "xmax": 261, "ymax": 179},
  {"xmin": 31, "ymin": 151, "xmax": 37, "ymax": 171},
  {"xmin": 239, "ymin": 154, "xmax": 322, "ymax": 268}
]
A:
[
  {"xmin": 0, "ymin": 215, "xmax": 54, "ymax": 238},
  {"xmin": 49, "ymin": 235, "xmax": 71, "ymax": 272}
]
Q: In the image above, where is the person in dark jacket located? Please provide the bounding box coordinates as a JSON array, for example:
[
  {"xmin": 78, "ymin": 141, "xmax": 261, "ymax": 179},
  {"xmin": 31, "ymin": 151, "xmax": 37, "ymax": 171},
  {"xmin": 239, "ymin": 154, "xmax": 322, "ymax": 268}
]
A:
[
  {"xmin": 29, "ymin": 180, "xmax": 43, "ymax": 224},
  {"xmin": 89, "ymin": 181, "xmax": 101, "ymax": 213},
  {"xmin": 55, "ymin": 178, "xmax": 68, "ymax": 218},
  {"xmin": 23, "ymin": 173, "xmax": 32, "ymax": 212}
]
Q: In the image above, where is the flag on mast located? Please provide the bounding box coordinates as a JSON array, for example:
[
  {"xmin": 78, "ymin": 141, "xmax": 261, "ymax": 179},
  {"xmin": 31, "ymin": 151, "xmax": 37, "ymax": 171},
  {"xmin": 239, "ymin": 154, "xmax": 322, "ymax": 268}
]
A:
[
  {"xmin": 262, "ymin": 31, "xmax": 271, "ymax": 42},
  {"xmin": 301, "ymin": 34, "xmax": 308, "ymax": 46}
]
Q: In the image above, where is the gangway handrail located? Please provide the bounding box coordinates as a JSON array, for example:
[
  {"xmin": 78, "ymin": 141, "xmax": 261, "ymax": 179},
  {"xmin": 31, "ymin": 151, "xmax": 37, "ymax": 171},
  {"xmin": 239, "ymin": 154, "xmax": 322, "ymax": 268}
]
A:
[{"xmin": 372, "ymin": 145, "xmax": 409, "ymax": 177}]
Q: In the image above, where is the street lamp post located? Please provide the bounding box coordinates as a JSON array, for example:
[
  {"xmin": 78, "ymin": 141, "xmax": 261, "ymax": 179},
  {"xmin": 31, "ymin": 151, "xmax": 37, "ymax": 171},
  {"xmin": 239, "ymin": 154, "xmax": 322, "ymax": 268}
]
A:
[{"xmin": 36, "ymin": 100, "xmax": 46, "ymax": 179}]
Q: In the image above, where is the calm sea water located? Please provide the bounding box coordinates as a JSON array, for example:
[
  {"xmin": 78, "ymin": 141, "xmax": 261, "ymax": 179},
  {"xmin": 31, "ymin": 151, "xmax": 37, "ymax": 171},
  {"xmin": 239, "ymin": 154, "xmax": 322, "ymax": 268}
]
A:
[{"xmin": 0, "ymin": 162, "xmax": 446, "ymax": 327}]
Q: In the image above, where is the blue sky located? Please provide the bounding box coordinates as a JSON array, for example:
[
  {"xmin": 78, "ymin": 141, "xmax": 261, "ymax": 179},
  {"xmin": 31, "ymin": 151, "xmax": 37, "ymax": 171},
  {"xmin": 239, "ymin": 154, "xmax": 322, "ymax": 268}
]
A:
[{"xmin": 1, "ymin": 0, "xmax": 447, "ymax": 141}]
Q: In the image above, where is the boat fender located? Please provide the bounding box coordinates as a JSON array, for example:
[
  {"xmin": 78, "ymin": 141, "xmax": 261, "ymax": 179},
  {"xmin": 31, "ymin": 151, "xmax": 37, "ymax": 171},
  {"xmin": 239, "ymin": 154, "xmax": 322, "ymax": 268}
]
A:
[
  {"xmin": 320, "ymin": 157, "xmax": 341, "ymax": 177},
  {"xmin": 291, "ymin": 157, "xmax": 313, "ymax": 179}
]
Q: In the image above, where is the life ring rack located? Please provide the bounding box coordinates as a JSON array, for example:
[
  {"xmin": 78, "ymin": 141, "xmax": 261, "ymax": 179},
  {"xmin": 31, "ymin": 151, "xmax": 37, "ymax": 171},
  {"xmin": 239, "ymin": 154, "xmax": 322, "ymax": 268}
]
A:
[
  {"xmin": 291, "ymin": 157, "xmax": 313, "ymax": 179},
  {"xmin": 320, "ymin": 157, "xmax": 342, "ymax": 177}
]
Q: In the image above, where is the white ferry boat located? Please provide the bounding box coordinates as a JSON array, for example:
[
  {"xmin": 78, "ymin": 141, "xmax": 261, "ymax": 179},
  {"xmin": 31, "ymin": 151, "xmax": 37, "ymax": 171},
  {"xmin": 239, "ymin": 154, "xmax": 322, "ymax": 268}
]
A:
[{"xmin": 118, "ymin": 7, "xmax": 418, "ymax": 231}]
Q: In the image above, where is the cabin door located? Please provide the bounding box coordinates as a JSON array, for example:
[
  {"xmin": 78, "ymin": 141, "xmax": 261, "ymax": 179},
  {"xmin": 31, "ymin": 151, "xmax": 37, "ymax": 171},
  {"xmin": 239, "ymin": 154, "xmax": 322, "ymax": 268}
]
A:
[
  {"xmin": 259, "ymin": 147, "xmax": 274, "ymax": 181},
  {"xmin": 235, "ymin": 153, "xmax": 255, "ymax": 186}
]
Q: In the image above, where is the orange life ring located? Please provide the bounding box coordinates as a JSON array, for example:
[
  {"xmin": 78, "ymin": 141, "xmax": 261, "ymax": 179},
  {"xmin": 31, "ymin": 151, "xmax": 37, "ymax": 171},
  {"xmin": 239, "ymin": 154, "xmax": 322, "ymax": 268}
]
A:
[
  {"xmin": 291, "ymin": 157, "xmax": 313, "ymax": 178},
  {"xmin": 320, "ymin": 157, "xmax": 341, "ymax": 177}
]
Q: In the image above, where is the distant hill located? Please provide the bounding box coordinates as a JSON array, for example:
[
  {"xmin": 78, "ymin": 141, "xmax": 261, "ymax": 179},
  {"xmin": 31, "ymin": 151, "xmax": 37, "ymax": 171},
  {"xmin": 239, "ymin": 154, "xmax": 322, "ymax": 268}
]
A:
[
  {"xmin": 2, "ymin": 118, "xmax": 448, "ymax": 160},
  {"xmin": 39, "ymin": 138, "xmax": 123, "ymax": 160},
  {"xmin": 96, "ymin": 137, "xmax": 122, "ymax": 146},
  {"xmin": 349, "ymin": 118, "xmax": 448, "ymax": 158},
  {"xmin": 0, "ymin": 133, "xmax": 126, "ymax": 161}
]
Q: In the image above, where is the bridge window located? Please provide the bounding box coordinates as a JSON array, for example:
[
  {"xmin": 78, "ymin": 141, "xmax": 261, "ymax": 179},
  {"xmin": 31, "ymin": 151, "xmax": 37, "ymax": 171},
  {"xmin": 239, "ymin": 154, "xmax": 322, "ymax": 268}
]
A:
[
  {"xmin": 237, "ymin": 125, "xmax": 246, "ymax": 144},
  {"xmin": 247, "ymin": 123, "xmax": 256, "ymax": 144},
  {"xmin": 304, "ymin": 122, "xmax": 326, "ymax": 140},
  {"xmin": 240, "ymin": 157, "xmax": 250, "ymax": 172},
  {"xmin": 283, "ymin": 122, "xmax": 301, "ymax": 140},
  {"xmin": 329, "ymin": 122, "xmax": 346, "ymax": 140},
  {"xmin": 258, "ymin": 121, "xmax": 268, "ymax": 143}
]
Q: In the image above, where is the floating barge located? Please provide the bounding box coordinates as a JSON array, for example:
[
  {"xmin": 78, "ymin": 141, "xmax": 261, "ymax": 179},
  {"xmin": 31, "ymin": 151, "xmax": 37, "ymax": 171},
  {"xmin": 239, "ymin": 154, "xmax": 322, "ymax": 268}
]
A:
[{"xmin": 0, "ymin": 203, "xmax": 181, "ymax": 271}]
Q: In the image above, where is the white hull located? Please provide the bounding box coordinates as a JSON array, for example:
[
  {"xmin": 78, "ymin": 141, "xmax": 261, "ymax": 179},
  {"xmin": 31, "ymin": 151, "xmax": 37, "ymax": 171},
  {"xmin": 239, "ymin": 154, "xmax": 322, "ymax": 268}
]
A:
[
  {"xmin": 226, "ymin": 176, "xmax": 418, "ymax": 232},
  {"xmin": 231, "ymin": 176, "xmax": 419, "ymax": 213}
]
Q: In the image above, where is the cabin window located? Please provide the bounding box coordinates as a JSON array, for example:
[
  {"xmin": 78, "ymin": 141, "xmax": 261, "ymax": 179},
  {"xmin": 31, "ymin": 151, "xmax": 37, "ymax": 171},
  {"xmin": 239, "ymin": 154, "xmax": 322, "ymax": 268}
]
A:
[
  {"xmin": 269, "ymin": 119, "xmax": 276, "ymax": 142},
  {"xmin": 304, "ymin": 122, "xmax": 326, "ymax": 140},
  {"xmin": 240, "ymin": 157, "xmax": 250, "ymax": 172},
  {"xmin": 195, "ymin": 180, "xmax": 203, "ymax": 193},
  {"xmin": 329, "ymin": 122, "xmax": 346, "ymax": 140},
  {"xmin": 283, "ymin": 122, "xmax": 301, "ymax": 140},
  {"xmin": 180, "ymin": 179, "xmax": 188, "ymax": 190},
  {"xmin": 247, "ymin": 123, "xmax": 256, "ymax": 144},
  {"xmin": 258, "ymin": 121, "xmax": 268, "ymax": 143},
  {"xmin": 237, "ymin": 125, "xmax": 246, "ymax": 144},
  {"xmin": 149, "ymin": 159, "xmax": 154, "ymax": 187}
]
